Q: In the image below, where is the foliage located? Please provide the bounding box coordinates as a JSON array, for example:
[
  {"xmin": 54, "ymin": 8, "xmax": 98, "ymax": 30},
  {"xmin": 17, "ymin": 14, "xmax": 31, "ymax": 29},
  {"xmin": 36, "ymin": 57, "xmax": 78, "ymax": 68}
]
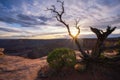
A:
[
  {"xmin": 100, "ymin": 53, "xmax": 106, "ymax": 59},
  {"xmin": 47, "ymin": 48, "xmax": 76, "ymax": 70}
]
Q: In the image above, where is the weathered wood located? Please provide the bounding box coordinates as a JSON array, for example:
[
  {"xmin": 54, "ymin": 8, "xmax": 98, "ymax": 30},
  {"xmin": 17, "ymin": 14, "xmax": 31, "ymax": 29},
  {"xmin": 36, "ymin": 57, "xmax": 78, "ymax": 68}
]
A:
[
  {"xmin": 47, "ymin": 0, "xmax": 119, "ymax": 63},
  {"xmin": 47, "ymin": 1, "xmax": 88, "ymax": 59},
  {"xmin": 90, "ymin": 26, "xmax": 116, "ymax": 58}
]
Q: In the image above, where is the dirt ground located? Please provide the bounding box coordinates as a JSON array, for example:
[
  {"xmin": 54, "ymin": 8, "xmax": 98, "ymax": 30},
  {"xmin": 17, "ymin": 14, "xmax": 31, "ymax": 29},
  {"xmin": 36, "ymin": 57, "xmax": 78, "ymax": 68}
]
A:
[
  {"xmin": 0, "ymin": 55, "xmax": 120, "ymax": 80},
  {"xmin": 0, "ymin": 55, "xmax": 47, "ymax": 80},
  {"xmin": 36, "ymin": 63, "xmax": 120, "ymax": 80}
]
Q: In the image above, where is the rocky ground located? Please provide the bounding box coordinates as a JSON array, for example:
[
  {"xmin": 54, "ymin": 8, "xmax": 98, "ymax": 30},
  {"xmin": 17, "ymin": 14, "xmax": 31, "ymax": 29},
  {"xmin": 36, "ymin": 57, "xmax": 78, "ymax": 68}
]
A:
[
  {"xmin": 0, "ymin": 52, "xmax": 120, "ymax": 80},
  {"xmin": 0, "ymin": 55, "xmax": 47, "ymax": 80}
]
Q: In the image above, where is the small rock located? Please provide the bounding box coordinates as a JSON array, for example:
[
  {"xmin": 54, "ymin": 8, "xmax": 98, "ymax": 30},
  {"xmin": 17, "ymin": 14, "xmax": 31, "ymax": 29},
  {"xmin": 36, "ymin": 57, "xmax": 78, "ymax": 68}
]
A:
[{"xmin": 0, "ymin": 48, "xmax": 4, "ymax": 52}]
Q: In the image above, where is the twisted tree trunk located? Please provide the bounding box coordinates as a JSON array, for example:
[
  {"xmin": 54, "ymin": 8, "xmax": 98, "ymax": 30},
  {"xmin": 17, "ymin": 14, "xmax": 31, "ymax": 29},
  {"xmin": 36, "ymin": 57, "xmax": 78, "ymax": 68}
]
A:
[
  {"xmin": 90, "ymin": 26, "xmax": 116, "ymax": 58},
  {"xmin": 47, "ymin": 0, "xmax": 88, "ymax": 59},
  {"xmin": 47, "ymin": 0, "xmax": 119, "ymax": 63}
]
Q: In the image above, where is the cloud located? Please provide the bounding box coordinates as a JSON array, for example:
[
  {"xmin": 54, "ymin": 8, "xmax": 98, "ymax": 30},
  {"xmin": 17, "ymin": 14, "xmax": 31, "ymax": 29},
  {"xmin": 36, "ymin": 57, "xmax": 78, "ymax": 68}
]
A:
[
  {"xmin": 39, "ymin": 16, "xmax": 52, "ymax": 22},
  {"xmin": 0, "ymin": 0, "xmax": 120, "ymax": 39},
  {"xmin": 0, "ymin": 22, "xmax": 32, "ymax": 33},
  {"xmin": 0, "ymin": 27, "xmax": 21, "ymax": 33},
  {"xmin": 0, "ymin": 13, "xmax": 48, "ymax": 27},
  {"xmin": 97, "ymin": 0, "xmax": 120, "ymax": 7},
  {"xmin": 17, "ymin": 14, "xmax": 35, "ymax": 21},
  {"xmin": 0, "ymin": 1, "xmax": 50, "ymax": 27}
]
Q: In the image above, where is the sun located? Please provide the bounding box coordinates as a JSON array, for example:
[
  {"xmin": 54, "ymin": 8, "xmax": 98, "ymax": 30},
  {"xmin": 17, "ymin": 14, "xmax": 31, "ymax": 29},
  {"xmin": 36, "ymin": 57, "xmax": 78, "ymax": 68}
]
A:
[
  {"xmin": 71, "ymin": 31, "xmax": 77, "ymax": 37},
  {"xmin": 71, "ymin": 28, "xmax": 78, "ymax": 37}
]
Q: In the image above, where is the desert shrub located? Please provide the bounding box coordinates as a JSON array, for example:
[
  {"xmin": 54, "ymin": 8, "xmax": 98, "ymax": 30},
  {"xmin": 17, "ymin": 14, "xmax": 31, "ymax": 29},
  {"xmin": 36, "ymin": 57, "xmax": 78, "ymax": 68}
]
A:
[
  {"xmin": 47, "ymin": 48, "xmax": 76, "ymax": 70},
  {"xmin": 100, "ymin": 53, "xmax": 106, "ymax": 59}
]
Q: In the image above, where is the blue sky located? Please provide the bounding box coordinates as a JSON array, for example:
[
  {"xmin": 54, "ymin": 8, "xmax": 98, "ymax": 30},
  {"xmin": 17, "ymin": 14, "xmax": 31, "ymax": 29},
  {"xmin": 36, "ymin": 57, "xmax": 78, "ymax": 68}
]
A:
[{"xmin": 0, "ymin": 0, "xmax": 120, "ymax": 39}]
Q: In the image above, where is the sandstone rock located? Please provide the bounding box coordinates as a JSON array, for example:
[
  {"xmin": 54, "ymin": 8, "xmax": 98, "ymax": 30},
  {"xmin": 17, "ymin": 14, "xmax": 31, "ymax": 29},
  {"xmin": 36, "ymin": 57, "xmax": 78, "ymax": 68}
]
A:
[
  {"xmin": 0, "ymin": 52, "xmax": 4, "ymax": 58},
  {"xmin": 74, "ymin": 63, "xmax": 86, "ymax": 72},
  {"xmin": 0, "ymin": 48, "xmax": 4, "ymax": 52}
]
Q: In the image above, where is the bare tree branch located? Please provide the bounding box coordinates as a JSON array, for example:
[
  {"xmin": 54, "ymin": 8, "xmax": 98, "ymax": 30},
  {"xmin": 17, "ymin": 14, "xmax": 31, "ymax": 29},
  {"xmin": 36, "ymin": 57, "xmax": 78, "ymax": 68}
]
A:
[
  {"xmin": 74, "ymin": 19, "xmax": 80, "ymax": 38},
  {"xmin": 57, "ymin": 0, "xmax": 64, "ymax": 15},
  {"xmin": 90, "ymin": 26, "xmax": 116, "ymax": 58},
  {"xmin": 47, "ymin": 1, "xmax": 89, "ymax": 58}
]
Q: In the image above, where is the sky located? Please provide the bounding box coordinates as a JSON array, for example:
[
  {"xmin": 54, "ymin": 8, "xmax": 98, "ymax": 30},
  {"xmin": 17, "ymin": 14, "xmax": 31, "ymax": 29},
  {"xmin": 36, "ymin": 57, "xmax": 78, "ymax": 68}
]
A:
[{"xmin": 0, "ymin": 0, "xmax": 120, "ymax": 39}]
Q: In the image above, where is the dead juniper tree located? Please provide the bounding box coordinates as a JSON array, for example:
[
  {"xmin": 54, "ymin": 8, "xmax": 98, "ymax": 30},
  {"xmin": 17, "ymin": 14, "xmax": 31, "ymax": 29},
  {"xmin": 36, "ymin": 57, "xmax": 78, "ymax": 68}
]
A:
[
  {"xmin": 47, "ymin": 0, "xmax": 89, "ymax": 59},
  {"xmin": 47, "ymin": 0, "xmax": 120, "ymax": 64},
  {"xmin": 90, "ymin": 26, "xmax": 116, "ymax": 58}
]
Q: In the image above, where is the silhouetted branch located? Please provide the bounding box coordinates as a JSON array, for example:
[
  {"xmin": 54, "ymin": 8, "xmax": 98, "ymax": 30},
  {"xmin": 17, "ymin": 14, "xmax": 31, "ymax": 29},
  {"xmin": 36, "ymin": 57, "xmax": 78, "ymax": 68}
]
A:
[
  {"xmin": 74, "ymin": 19, "xmax": 80, "ymax": 38},
  {"xmin": 90, "ymin": 26, "xmax": 116, "ymax": 41},
  {"xmin": 90, "ymin": 26, "xmax": 116, "ymax": 58},
  {"xmin": 47, "ymin": 0, "xmax": 89, "ymax": 58}
]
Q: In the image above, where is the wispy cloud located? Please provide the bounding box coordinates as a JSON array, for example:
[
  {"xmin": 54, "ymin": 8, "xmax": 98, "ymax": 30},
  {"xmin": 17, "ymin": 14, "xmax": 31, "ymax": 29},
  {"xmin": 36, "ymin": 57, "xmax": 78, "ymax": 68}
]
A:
[{"xmin": 0, "ymin": 0, "xmax": 120, "ymax": 39}]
